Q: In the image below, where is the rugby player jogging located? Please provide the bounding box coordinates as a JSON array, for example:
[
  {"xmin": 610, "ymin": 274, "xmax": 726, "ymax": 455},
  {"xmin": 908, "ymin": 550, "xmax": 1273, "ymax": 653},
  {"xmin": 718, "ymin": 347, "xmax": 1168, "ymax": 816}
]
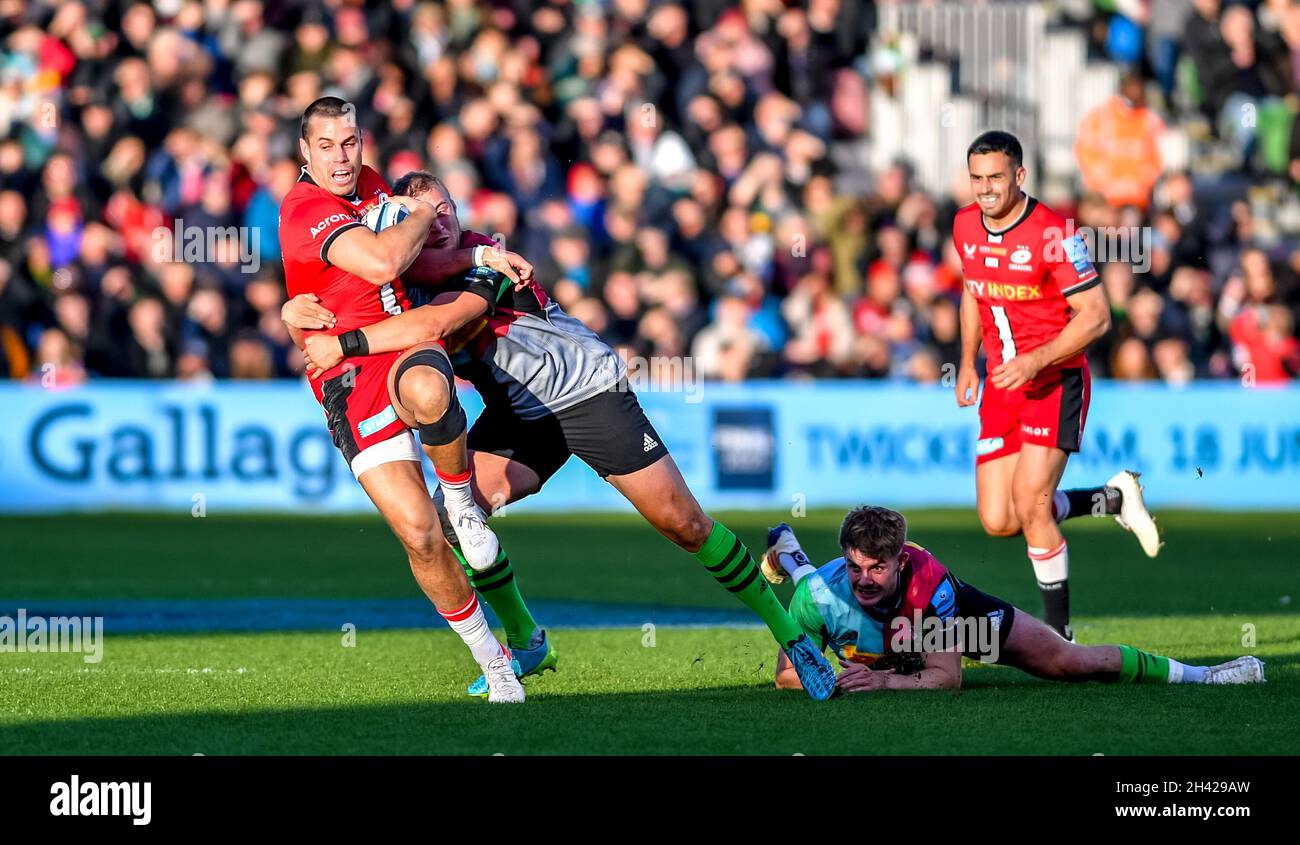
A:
[
  {"xmin": 285, "ymin": 170, "xmax": 839, "ymax": 701},
  {"xmin": 953, "ymin": 131, "xmax": 1161, "ymax": 642},
  {"xmin": 279, "ymin": 98, "xmax": 532, "ymax": 702}
]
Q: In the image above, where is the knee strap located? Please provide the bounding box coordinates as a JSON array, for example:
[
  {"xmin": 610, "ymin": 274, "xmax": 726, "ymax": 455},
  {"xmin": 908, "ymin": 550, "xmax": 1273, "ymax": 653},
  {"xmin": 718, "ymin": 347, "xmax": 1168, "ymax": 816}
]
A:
[
  {"xmin": 391, "ymin": 348, "xmax": 466, "ymax": 446},
  {"xmin": 419, "ymin": 397, "xmax": 466, "ymax": 446}
]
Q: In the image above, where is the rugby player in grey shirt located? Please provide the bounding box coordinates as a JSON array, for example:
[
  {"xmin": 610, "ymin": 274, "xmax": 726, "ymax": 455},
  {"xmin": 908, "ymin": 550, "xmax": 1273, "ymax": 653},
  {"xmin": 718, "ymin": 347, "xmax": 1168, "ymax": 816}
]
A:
[{"xmin": 284, "ymin": 171, "xmax": 837, "ymax": 701}]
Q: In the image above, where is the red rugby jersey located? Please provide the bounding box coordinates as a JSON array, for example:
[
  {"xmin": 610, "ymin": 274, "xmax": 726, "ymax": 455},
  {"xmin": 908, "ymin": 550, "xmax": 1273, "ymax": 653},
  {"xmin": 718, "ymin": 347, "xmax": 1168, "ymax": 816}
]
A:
[
  {"xmin": 279, "ymin": 164, "xmax": 411, "ymax": 341},
  {"xmin": 952, "ymin": 196, "xmax": 1099, "ymax": 376}
]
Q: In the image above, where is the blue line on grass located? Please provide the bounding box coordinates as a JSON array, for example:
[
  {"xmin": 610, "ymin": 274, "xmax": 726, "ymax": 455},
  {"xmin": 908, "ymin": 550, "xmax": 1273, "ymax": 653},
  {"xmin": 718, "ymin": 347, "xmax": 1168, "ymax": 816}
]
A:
[{"xmin": 0, "ymin": 599, "xmax": 762, "ymax": 634}]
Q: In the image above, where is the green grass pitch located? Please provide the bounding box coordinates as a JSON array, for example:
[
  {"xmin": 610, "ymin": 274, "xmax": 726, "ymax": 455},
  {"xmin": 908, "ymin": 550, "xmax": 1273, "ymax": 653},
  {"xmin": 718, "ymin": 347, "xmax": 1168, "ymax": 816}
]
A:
[{"xmin": 1, "ymin": 509, "xmax": 1297, "ymax": 755}]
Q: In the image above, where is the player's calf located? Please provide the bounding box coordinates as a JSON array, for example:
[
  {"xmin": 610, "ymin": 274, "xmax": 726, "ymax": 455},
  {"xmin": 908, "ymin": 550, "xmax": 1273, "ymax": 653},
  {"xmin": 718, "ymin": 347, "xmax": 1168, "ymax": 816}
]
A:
[{"xmin": 1011, "ymin": 450, "xmax": 1074, "ymax": 640}]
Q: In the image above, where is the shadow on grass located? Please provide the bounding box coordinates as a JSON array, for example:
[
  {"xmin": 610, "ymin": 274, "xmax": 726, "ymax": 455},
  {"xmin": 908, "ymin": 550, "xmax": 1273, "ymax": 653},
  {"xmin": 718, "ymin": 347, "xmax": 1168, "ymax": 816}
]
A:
[{"xmin": 5, "ymin": 655, "xmax": 1296, "ymax": 756}]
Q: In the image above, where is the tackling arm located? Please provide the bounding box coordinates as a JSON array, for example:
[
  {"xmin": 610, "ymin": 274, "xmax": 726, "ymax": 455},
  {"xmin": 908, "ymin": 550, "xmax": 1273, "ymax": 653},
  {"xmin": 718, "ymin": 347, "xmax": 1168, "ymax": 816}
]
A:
[
  {"xmin": 360, "ymin": 291, "xmax": 488, "ymax": 353},
  {"xmin": 777, "ymin": 648, "xmax": 964, "ymax": 692},
  {"xmin": 294, "ymin": 290, "xmax": 492, "ymax": 376},
  {"xmin": 404, "ymin": 243, "xmax": 534, "ymax": 288},
  {"xmin": 403, "ymin": 246, "xmax": 478, "ymax": 286}
]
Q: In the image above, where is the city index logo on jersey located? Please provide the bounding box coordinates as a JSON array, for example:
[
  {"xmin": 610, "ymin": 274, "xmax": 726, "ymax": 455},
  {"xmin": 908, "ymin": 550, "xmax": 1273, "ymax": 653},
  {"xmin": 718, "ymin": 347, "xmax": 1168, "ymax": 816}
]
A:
[{"xmin": 964, "ymin": 279, "xmax": 1044, "ymax": 301}]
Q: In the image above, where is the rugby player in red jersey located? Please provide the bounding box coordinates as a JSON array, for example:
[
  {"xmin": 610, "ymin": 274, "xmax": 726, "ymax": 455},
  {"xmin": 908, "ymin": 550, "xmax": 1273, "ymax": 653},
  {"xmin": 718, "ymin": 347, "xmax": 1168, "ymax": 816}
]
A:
[
  {"xmin": 762, "ymin": 510, "xmax": 1263, "ymax": 692},
  {"xmin": 284, "ymin": 170, "xmax": 840, "ymax": 701},
  {"xmin": 278, "ymin": 97, "xmax": 525, "ymax": 701},
  {"xmin": 952, "ymin": 131, "xmax": 1161, "ymax": 642}
]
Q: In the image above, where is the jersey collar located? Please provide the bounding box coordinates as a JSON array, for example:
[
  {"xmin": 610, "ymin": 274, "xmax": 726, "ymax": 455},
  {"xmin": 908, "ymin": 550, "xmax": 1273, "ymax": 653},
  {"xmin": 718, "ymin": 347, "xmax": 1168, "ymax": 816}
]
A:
[{"xmin": 981, "ymin": 194, "xmax": 1037, "ymax": 237}]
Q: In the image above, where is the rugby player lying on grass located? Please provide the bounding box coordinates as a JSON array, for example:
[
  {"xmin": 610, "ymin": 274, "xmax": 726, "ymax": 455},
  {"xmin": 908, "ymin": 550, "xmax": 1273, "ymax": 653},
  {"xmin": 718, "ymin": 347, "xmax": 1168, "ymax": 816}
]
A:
[{"xmin": 764, "ymin": 506, "xmax": 1265, "ymax": 693}]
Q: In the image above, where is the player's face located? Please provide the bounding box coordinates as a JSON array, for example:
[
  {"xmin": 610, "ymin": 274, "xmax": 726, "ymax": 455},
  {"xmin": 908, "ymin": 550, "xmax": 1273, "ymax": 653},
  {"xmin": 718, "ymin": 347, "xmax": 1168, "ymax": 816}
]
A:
[
  {"xmin": 967, "ymin": 152, "xmax": 1025, "ymax": 219},
  {"xmin": 300, "ymin": 116, "xmax": 362, "ymax": 197},
  {"xmin": 844, "ymin": 547, "xmax": 903, "ymax": 609},
  {"xmin": 412, "ymin": 184, "xmax": 462, "ymax": 249}
]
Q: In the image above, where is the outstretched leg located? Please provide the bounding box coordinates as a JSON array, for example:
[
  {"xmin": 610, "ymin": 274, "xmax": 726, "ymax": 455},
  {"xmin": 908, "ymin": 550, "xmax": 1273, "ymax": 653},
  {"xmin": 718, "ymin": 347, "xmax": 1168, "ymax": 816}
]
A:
[
  {"xmin": 606, "ymin": 454, "xmax": 837, "ymax": 699},
  {"xmin": 999, "ymin": 608, "xmax": 1263, "ymax": 685}
]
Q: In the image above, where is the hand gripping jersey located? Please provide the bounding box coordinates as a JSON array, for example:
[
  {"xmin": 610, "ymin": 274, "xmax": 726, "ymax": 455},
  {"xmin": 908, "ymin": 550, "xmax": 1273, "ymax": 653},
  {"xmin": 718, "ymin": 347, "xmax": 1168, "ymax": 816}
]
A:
[
  {"xmin": 952, "ymin": 196, "xmax": 1099, "ymax": 379},
  {"xmin": 278, "ymin": 165, "xmax": 411, "ymax": 461}
]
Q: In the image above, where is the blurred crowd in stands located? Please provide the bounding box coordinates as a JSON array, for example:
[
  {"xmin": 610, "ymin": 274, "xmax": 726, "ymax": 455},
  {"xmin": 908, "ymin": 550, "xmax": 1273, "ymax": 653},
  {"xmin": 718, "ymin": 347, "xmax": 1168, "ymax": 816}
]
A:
[{"xmin": 0, "ymin": 0, "xmax": 1297, "ymax": 387}]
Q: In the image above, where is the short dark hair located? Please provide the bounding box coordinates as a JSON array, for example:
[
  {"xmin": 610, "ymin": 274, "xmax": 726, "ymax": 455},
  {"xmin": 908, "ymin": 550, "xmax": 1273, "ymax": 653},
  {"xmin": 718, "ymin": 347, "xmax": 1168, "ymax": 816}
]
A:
[
  {"xmin": 300, "ymin": 96, "xmax": 355, "ymax": 140},
  {"xmin": 392, "ymin": 169, "xmax": 449, "ymax": 199},
  {"xmin": 966, "ymin": 130, "xmax": 1023, "ymax": 170},
  {"xmin": 839, "ymin": 506, "xmax": 908, "ymax": 561}
]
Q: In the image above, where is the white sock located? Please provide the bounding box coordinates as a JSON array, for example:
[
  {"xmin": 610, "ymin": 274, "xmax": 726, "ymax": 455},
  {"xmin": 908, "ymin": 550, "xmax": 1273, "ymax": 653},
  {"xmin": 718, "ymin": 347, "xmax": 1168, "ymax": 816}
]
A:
[
  {"xmin": 1051, "ymin": 490, "xmax": 1070, "ymax": 523},
  {"xmin": 1028, "ymin": 540, "xmax": 1068, "ymax": 585},
  {"xmin": 436, "ymin": 468, "xmax": 477, "ymax": 513},
  {"xmin": 787, "ymin": 560, "xmax": 818, "ymax": 584},
  {"xmin": 1169, "ymin": 661, "xmax": 1207, "ymax": 684},
  {"xmin": 439, "ymin": 593, "xmax": 506, "ymax": 669},
  {"xmin": 776, "ymin": 543, "xmax": 818, "ymax": 583}
]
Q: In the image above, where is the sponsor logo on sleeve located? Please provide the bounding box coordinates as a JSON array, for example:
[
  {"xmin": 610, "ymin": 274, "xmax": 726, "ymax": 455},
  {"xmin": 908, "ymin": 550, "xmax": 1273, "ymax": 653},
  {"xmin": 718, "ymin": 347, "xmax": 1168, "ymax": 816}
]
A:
[
  {"xmin": 1063, "ymin": 234, "xmax": 1095, "ymax": 274},
  {"xmin": 310, "ymin": 213, "xmax": 354, "ymax": 239}
]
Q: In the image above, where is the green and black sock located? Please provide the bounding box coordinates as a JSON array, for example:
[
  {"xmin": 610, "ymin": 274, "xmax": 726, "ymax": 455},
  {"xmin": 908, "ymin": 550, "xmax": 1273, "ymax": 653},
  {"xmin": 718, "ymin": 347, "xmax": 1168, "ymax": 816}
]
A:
[
  {"xmin": 1116, "ymin": 645, "xmax": 1172, "ymax": 684},
  {"xmin": 451, "ymin": 545, "xmax": 539, "ymax": 650},
  {"xmin": 693, "ymin": 520, "xmax": 803, "ymax": 649}
]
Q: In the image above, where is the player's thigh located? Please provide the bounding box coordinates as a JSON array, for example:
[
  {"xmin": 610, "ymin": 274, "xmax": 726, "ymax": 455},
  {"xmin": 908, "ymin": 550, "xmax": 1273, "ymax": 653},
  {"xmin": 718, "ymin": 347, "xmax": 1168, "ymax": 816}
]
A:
[
  {"xmin": 1001, "ymin": 607, "xmax": 1112, "ymax": 680},
  {"xmin": 356, "ymin": 453, "xmax": 444, "ymax": 559},
  {"xmin": 468, "ymin": 449, "xmax": 542, "ymax": 513},
  {"xmin": 975, "ymin": 452, "xmax": 1021, "ymax": 535},
  {"xmin": 386, "ymin": 341, "xmax": 453, "ymax": 428},
  {"xmin": 975, "ymin": 380, "xmax": 1024, "ymax": 535},
  {"xmin": 465, "ymin": 402, "xmax": 569, "ymax": 506},
  {"xmin": 606, "ymin": 454, "xmax": 712, "ymax": 550},
  {"xmin": 999, "ymin": 606, "xmax": 1073, "ymax": 677},
  {"xmin": 1011, "ymin": 442, "xmax": 1070, "ymax": 523},
  {"xmin": 556, "ymin": 388, "xmax": 669, "ymax": 479}
]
